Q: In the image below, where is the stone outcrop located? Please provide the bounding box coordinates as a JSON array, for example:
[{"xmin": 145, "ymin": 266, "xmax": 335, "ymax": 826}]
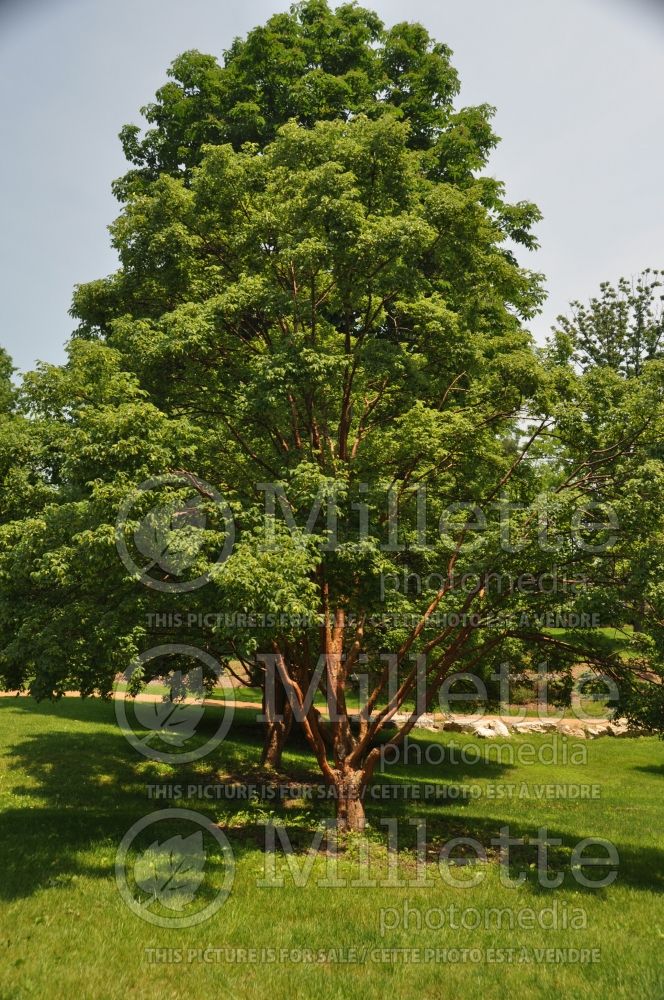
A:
[{"xmin": 439, "ymin": 716, "xmax": 636, "ymax": 739}]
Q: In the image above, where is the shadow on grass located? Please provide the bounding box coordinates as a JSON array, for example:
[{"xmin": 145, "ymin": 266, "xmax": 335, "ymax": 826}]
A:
[
  {"xmin": 0, "ymin": 697, "xmax": 264, "ymax": 901},
  {"xmin": 633, "ymin": 763, "xmax": 664, "ymax": 777},
  {"xmin": 1, "ymin": 699, "xmax": 663, "ymax": 902}
]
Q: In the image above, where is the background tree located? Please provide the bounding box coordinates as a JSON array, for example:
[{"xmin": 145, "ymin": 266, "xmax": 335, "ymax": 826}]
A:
[
  {"xmin": 0, "ymin": 349, "xmax": 57, "ymax": 525},
  {"xmin": 553, "ymin": 269, "xmax": 664, "ymax": 378},
  {"xmin": 0, "ymin": 349, "xmax": 15, "ymax": 414},
  {"xmin": 551, "ymin": 275, "xmax": 664, "ymax": 729}
]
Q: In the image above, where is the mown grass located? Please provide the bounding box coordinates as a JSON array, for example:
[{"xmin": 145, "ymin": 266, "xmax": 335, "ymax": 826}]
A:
[{"xmin": 0, "ymin": 696, "xmax": 663, "ymax": 999}]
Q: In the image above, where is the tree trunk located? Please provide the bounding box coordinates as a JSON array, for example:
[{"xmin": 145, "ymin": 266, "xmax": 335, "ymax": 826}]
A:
[
  {"xmin": 261, "ymin": 711, "xmax": 292, "ymax": 770},
  {"xmin": 334, "ymin": 767, "xmax": 366, "ymax": 833},
  {"xmin": 261, "ymin": 672, "xmax": 293, "ymax": 770},
  {"xmin": 632, "ymin": 598, "xmax": 647, "ymax": 633}
]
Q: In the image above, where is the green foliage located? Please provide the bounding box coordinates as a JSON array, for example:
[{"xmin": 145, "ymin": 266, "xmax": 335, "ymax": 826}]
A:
[
  {"xmin": 0, "ymin": 3, "xmax": 662, "ymax": 752},
  {"xmin": 0, "ymin": 347, "xmax": 15, "ymax": 414},
  {"xmin": 114, "ymin": 0, "xmax": 501, "ymax": 196},
  {"xmin": 553, "ymin": 269, "xmax": 664, "ymax": 377}
]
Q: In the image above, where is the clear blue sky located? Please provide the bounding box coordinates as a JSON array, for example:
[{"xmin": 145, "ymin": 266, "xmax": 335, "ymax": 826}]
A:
[{"xmin": 1, "ymin": 0, "xmax": 663, "ymax": 373}]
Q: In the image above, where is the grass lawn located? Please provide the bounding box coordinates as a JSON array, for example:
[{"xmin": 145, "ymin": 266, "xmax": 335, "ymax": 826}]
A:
[{"xmin": 0, "ymin": 697, "xmax": 663, "ymax": 999}]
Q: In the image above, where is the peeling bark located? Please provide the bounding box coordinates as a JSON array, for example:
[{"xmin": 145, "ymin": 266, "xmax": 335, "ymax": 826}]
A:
[
  {"xmin": 261, "ymin": 671, "xmax": 293, "ymax": 770},
  {"xmin": 334, "ymin": 766, "xmax": 366, "ymax": 833}
]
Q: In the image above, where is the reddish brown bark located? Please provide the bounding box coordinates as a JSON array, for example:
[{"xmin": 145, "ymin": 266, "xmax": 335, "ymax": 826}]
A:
[
  {"xmin": 334, "ymin": 766, "xmax": 366, "ymax": 832},
  {"xmin": 261, "ymin": 670, "xmax": 293, "ymax": 770}
]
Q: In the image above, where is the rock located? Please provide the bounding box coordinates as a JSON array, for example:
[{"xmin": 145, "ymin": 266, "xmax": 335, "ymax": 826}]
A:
[
  {"xmin": 437, "ymin": 714, "xmax": 641, "ymax": 739},
  {"xmin": 417, "ymin": 714, "xmax": 440, "ymax": 731},
  {"xmin": 511, "ymin": 720, "xmax": 559, "ymax": 735},
  {"xmin": 558, "ymin": 719, "xmax": 631, "ymax": 739},
  {"xmin": 386, "ymin": 711, "xmax": 442, "ymax": 731},
  {"xmin": 444, "ymin": 720, "xmax": 477, "ymax": 734},
  {"xmin": 512, "ymin": 722, "xmax": 547, "ymax": 735},
  {"xmin": 558, "ymin": 721, "xmax": 588, "ymax": 739},
  {"xmin": 471, "ymin": 719, "xmax": 511, "ymax": 739},
  {"xmin": 604, "ymin": 721, "xmax": 629, "ymax": 737},
  {"xmin": 534, "ymin": 719, "xmax": 559, "ymax": 732}
]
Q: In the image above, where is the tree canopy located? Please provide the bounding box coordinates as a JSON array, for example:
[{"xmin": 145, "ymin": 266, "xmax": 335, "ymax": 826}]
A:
[{"xmin": 115, "ymin": 0, "xmax": 499, "ymax": 190}]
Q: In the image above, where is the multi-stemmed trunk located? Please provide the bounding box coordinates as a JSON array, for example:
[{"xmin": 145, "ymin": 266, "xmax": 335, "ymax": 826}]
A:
[
  {"xmin": 333, "ymin": 765, "xmax": 366, "ymax": 832},
  {"xmin": 261, "ymin": 671, "xmax": 293, "ymax": 771}
]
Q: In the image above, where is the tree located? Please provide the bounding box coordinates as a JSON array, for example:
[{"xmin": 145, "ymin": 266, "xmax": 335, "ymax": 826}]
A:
[
  {"xmin": 0, "ymin": 349, "xmax": 57, "ymax": 526},
  {"xmin": 553, "ymin": 269, "xmax": 664, "ymax": 378},
  {"xmin": 1, "ymin": 2, "xmax": 663, "ymax": 830},
  {"xmin": 551, "ymin": 275, "xmax": 664, "ymax": 728},
  {"xmin": 67, "ymin": 0, "xmax": 544, "ymax": 776},
  {"xmin": 0, "ymin": 348, "xmax": 15, "ymax": 415}
]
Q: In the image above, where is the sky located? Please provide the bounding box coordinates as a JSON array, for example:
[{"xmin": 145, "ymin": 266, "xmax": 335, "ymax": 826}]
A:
[{"xmin": 0, "ymin": 0, "xmax": 663, "ymax": 373}]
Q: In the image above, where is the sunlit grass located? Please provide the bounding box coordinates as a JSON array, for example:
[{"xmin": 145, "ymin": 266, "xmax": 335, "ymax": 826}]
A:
[{"xmin": 0, "ymin": 697, "xmax": 662, "ymax": 999}]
